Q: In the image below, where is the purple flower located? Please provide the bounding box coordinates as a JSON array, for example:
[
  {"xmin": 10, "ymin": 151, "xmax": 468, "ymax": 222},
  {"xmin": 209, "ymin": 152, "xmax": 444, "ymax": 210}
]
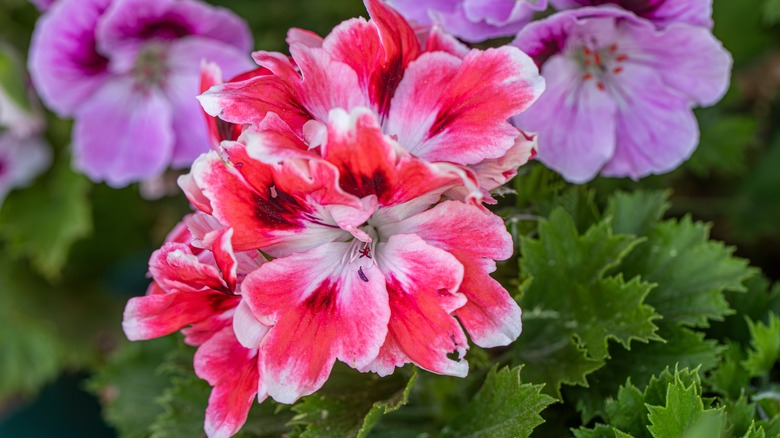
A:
[
  {"xmin": 549, "ymin": 0, "xmax": 713, "ymax": 28},
  {"xmin": 0, "ymin": 47, "xmax": 51, "ymax": 205},
  {"xmin": 28, "ymin": 0, "xmax": 58, "ymax": 12},
  {"xmin": 29, "ymin": 0, "xmax": 253, "ymax": 187},
  {"xmin": 511, "ymin": 7, "xmax": 731, "ymax": 182},
  {"xmin": 389, "ymin": 0, "xmax": 548, "ymax": 42}
]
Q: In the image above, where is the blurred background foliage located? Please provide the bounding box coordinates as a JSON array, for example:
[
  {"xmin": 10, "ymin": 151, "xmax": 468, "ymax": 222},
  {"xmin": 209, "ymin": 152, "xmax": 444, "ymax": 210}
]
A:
[{"xmin": 0, "ymin": 0, "xmax": 779, "ymax": 436}]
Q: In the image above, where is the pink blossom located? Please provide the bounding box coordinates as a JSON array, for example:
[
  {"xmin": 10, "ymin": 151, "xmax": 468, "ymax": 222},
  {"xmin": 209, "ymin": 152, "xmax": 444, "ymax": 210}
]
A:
[
  {"xmin": 389, "ymin": 0, "xmax": 548, "ymax": 42},
  {"xmin": 181, "ymin": 105, "xmax": 520, "ymax": 404},
  {"xmin": 28, "ymin": 0, "xmax": 254, "ymax": 187},
  {"xmin": 199, "ymin": 0, "xmax": 544, "ymax": 203},
  {"xmin": 549, "ymin": 0, "xmax": 713, "ymax": 28},
  {"xmin": 123, "ymin": 216, "xmax": 269, "ymax": 438},
  {"xmin": 0, "ymin": 46, "xmax": 51, "ymax": 205},
  {"xmin": 511, "ymin": 7, "xmax": 731, "ymax": 182}
]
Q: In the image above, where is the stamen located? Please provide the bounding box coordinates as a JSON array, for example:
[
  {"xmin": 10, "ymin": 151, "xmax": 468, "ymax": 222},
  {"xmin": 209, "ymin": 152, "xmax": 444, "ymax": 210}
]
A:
[
  {"xmin": 616, "ymin": 54, "xmax": 628, "ymax": 62},
  {"xmin": 593, "ymin": 52, "xmax": 602, "ymax": 66},
  {"xmin": 609, "ymin": 44, "xmax": 618, "ymax": 53},
  {"xmin": 597, "ymin": 82, "xmax": 605, "ymax": 91},
  {"xmin": 582, "ymin": 73, "xmax": 593, "ymax": 81},
  {"xmin": 613, "ymin": 66, "xmax": 623, "ymax": 74}
]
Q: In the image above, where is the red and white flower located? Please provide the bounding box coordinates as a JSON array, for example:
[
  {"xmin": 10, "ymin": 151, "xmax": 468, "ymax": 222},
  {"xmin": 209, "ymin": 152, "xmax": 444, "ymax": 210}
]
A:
[
  {"xmin": 181, "ymin": 106, "xmax": 519, "ymax": 404},
  {"xmin": 198, "ymin": 0, "xmax": 544, "ymax": 202},
  {"xmin": 122, "ymin": 216, "xmax": 269, "ymax": 438}
]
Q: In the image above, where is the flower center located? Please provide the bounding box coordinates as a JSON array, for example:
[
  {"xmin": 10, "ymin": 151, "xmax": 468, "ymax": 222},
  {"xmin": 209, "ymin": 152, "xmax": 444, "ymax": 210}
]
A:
[
  {"xmin": 133, "ymin": 43, "xmax": 169, "ymax": 88},
  {"xmin": 576, "ymin": 43, "xmax": 629, "ymax": 92}
]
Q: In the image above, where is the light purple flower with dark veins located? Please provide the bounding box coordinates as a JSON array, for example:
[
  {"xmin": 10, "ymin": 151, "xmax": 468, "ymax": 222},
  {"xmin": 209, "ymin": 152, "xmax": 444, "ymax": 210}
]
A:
[
  {"xmin": 29, "ymin": 0, "xmax": 253, "ymax": 187},
  {"xmin": 549, "ymin": 0, "xmax": 713, "ymax": 28},
  {"xmin": 390, "ymin": 0, "xmax": 548, "ymax": 42},
  {"xmin": 511, "ymin": 7, "xmax": 731, "ymax": 182}
]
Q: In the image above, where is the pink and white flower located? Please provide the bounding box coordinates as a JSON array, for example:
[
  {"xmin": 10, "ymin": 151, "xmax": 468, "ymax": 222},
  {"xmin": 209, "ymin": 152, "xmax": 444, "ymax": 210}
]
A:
[
  {"xmin": 181, "ymin": 105, "xmax": 520, "ymax": 404},
  {"xmin": 199, "ymin": 0, "xmax": 544, "ymax": 203},
  {"xmin": 122, "ymin": 217, "xmax": 269, "ymax": 438}
]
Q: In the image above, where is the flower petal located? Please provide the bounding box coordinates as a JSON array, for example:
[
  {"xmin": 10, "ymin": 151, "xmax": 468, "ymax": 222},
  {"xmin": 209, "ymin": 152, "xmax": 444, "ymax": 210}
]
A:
[
  {"xmin": 122, "ymin": 289, "xmax": 238, "ymax": 341},
  {"xmin": 367, "ymin": 234, "xmax": 468, "ymax": 377},
  {"xmin": 194, "ymin": 327, "xmax": 263, "ymax": 438},
  {"xmin": 549, "ymin": 0, "xmax": 713, "ymax": 28},
  {"xmin": 149, "ymin": 242, "xmax": 228, "ymax": 293},
  {"xmin": 324, "ymin": 107, "xmax": 465, "ymax": 206},
  {"xmin": 384, "ymin": 201, "xmax": 520, "ymax": 347},
  {"xmin": 626, "ymin": 20, "xmax": 731, "ymax": 106},
  {"xmin": 28, "ymin": 0, "xmax": 111, "ymax": 116},
  {"xmin": 242, "ymin": 242, "xmax": 390, "ymax": 403},
  {"xmin": 512, "ymin": 55, "xmax": 618, "ymax": 183},
  {"xmin": 601, "ymin": 63, "xmax": 699, "ymax": 179},
  {"xmin": 164, "ymin": 37, "xmax": 254, "ymax": 167},
  {"xmin": 72, "ymin": 77, "xmax": 174, "ymax": 187},
  {"xmin": 387, "ymin": 46, "xmax": 544, "ymax": 165}
]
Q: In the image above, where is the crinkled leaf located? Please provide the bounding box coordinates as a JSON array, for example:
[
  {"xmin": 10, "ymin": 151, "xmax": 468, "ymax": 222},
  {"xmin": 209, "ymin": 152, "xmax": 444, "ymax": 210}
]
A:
[
  {"xmin": 742, "ymin": 422, "xmax": 767, "ymax": 438},
  {"xmin": 0, "ymin": 157, "xmax": 91, "ymax": 279},
  {"xmin": 443, "ymin": 366, "xmax": 555, "ymax": 438},
  {"xmin": 516, "ymin": 208, "xmax": 660, "ymax": 395},
  {"xmin": 86, "ymin": 337, "xmax": 178, "ymax": 438},
  {"xmin": 605, "ymin": 190, "xmax": 670, "ymax": 236},
  {"xmin": 617, "ymin": 216, "xmax": 752, "ymax": 327},
  {"xmin": 646, "ymin": 370, "xmax": 726, "ymax": 438},
  {"xmin": 709, "ymin": 275, "xmax": 780, "ymax": 345},
  {"xmin": 707, "ymin": 342, "xmax": 751, "ymax": 400},
  {"xmin": 569, "ymin": 326, "xmax": 724, "ymax": 422},
  {"xmin": 724, "ymin": 393, "xmax": 757, "ymax": 437},
  {"xmin": 290, "ymin": 366, "xmax": 416, "ymax": 438},
  {"xmin": 573, "ymin": 424, "xmax": 633, "ymax": 438},
  {"xmin": 743, "ymin": 313, "xmax": 780, "ymax": 377}
]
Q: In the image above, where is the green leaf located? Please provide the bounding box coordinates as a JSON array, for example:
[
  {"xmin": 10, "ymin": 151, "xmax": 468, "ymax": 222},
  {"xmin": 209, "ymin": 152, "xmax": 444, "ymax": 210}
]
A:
[
  {"xmin": 0, "ymin": 157, "xmax": 92, "ymax": 279},
  {"xmin": 605, "ymin": 190, "xmax": 670, "ymax": 236},
  {"xmin": 443, "ymin": 366, "xmax": 555, "ymax": 438},
  {"xmin": 86, "ymin": 337, "xmax": 179, "ymax": 438},
  {"xmin": 618, "ymin": 216, "xmax": 752, "ymax": 327},
  {"xmin": 707, "ymin": 342, "xmax": 751, "ymax": 400},
  {"xmin": 743, "ymin": 313, "xmax": 780, "ymax": 377},
  {"xmin": 708, "ymin": 274, "xmax": 780, "ymax": 345},
  {"xmin": 646, "ymin": 371, "xmax": 726, "ymax": 438},
  {"xmin": 723, "ymin": 393, "xmax": 757, "ymax": 437},
  {"xmin": 516, "ymin": 208, "xmax": 660, "ymax": 395},
  {"xmin": 568, "ymin": 326, "xmax": 725, "ymax": 422},
  {"xmin": 742, "ymin": 422, "xmax": 766, "ymax": 438},
  {"xmin": 290, "ymin": 365, "xmax": 416, "ymax": 438}
]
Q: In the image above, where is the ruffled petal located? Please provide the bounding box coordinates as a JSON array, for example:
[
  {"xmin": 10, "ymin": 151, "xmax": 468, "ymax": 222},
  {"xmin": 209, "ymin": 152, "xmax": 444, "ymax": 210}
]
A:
[
  {"xmin": 366, "ymin": 234, "xmax": 467, "ymax": 377},
  {"xmin": 387, "ymin": 46, "xmax": 544, "ymax": 165},
  {"xmin": 28, "ymin": 0, "xmax": 111, "ymax": 116},
  {"xmin": 324, "ymin": 107, "xmax": 466, "ymax": 206},
  {"xmin": 194, "ymin": 327, "xmax": 263, "ymax": 438},
  {"xmin": 624, "ymin": 20, "xmax": 730, "ymax": 106},
  {"xmin": 97, "ymin": 0, "xmax": 252, "ymax": 54},
  {"xmin": 149, "ymin": 242, "xmax": 228, "ymax": 293},
  {"xmin": 601, "ymin": 62, "xmax": 699, "ymax": 179},
  {"xmin": 242, "ymin": 242, "xmax": 390, "ymax": 403},
  {"xmin": 383, "ymin": 200, "xmax": 519, "ymax": 347},
  {"xmin": 72, "ymin": 77, "xmax": 174, "ymax": 187},
  {"xmin": 189, "ymin": 149, "xmax": 361, "ymax": 256},
  {"xmin": 122, "ymin": 290, "xmax": 238, "ymax": 341},
  {"xmin": 549, "ymin": 0, "xmax": 713, "ymax": 28},
  {"xmin": 164, "ymin": 37, "xmax": 254, "ymax": 167},
  {"xmin": 512, "ymin": 55, "xmax": 618, "ymax": 183}
]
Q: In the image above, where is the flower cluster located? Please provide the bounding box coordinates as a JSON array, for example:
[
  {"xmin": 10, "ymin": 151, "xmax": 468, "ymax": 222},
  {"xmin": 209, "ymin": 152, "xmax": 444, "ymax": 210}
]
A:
[
  {"xmin": 123, "ymin": 0, "xmax": 543, "ymax": 436},
  {"xmin": 388, "ymin": 0, "xmax": 731, "ymax": 182},
  {"xmin": 28, "ymin": 0, "xmax": 253, "ymax": 186},
  {"xmin": 511, "ymin": 0, "xmax": 731, "ymax": 182}
]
